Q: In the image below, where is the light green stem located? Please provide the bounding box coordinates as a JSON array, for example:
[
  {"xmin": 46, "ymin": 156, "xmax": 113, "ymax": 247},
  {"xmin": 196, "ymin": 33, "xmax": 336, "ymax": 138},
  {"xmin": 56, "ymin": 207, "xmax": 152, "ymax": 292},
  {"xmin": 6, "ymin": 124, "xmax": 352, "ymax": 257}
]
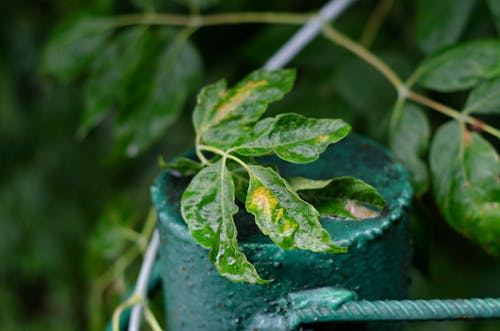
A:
[{"xmin": 111, "ymin": 12, "xmax": 313, "ymax": 28}]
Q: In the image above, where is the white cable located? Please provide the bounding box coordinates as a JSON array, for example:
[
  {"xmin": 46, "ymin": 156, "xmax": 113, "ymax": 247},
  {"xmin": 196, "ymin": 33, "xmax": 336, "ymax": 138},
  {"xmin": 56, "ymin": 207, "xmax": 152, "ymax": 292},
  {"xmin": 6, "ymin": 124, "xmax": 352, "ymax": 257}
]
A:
[
  {"xmin": 126, "ymin": 2, "xmax": 356, "ymax": 330},
  {"xmin": 264, "ymin": 0, "xmax": 357, "ymax": 70},
  {"xmin": 127, "ymin": 230, "xmax": 160, "ymax": 331}
]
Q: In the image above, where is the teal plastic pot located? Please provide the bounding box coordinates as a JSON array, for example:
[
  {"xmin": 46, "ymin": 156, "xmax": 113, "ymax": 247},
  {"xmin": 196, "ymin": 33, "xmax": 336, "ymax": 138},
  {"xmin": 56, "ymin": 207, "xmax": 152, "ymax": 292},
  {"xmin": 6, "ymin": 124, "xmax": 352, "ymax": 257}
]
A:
[{"xmin": 151, "ymin": 135, "xmax": 413, "ymax": 331}]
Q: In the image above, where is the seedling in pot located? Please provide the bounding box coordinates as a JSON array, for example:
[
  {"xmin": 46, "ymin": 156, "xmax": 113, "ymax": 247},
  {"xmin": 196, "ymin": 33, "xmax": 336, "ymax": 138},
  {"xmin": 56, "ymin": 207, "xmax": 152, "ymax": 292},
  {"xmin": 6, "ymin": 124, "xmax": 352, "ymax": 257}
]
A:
[{"xmin": 163, "ymin": 69, "xmax": 386, "ymax": 283}]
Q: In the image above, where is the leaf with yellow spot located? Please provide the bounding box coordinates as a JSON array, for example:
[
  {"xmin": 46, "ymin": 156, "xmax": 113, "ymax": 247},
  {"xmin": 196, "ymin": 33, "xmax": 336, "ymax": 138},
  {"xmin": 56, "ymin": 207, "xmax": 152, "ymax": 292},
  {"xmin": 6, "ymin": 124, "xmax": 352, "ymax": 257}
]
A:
[
  {"xmin": 192, "ymin": 69, "xmax": 296, "ymax": 139},
  {"xmin": 292, "ymin": 177, "xmax": 386, "ymax": 220},
  {"xmin": 181, "ymin": 160, "xmax": 268, "ymax": 283},
  {"xmin": 245, "ymin": 165, "xmax": 346, "ymax": 253},
  {"xmin": 234, "ymin": 114, "xmax": 351, "ymax": 164}
]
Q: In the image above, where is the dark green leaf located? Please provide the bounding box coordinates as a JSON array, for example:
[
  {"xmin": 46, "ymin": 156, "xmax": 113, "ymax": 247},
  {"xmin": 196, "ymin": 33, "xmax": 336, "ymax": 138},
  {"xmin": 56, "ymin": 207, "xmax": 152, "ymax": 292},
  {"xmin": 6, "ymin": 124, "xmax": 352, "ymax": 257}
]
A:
[
  {"xmin": 463, "ymin": 77, "xmax": 500, "ymax": 114},
  {"xmin": 416, "ymin": 0, "xmax": 474, "ymax": 53},
  {"xmin": 416, "ymin": 40, "xmax": 500, "ymax": 92},
  {"xmin": 132, "ymin": 0, "xmax": 156, "ymax": 11},
  {"xmin": 172, "ymin": 0, "xmax": 220, "ymax": 10},
  {"xmin": 116, "ymin": 34, "xmax": 202, "ymax": 157},
  {"xmin": 181, "ymin": 160, "xmax": 267, "ymax": 283},
  {"xmin": 234, "ymin": 114, "xmax": 351, "ymax": 164},
  {"xmin": 296, "ymin": 177, "xmax": 386, "ymax": 219},
  {"xmin": 78, "ymin": 27, "xmax": 147, "ymax": 138},
  {"xmin": 245, "ymin": 165, "xmax": 346, "ymax": 253},
  {"xmin": 430, "ymin": 121, "xmax": 500, "ymax": 255},
  {"xmin": 194, "ymin": 69, "xmax": 295, "ymax": 136},
  {"xmin": 487, "ymin": 0, "xmax": 500, "ymax": 35},
  {"xmin": 40, "ymin": 15, "xmax": 114, "ymax": 82},
  {"xmin": 389, "ymin": 103, "xmax": 431, "ymax": 196},
  {"xmin": 159, "ymin": 156, "xmax": 203, "ymax": 177}
]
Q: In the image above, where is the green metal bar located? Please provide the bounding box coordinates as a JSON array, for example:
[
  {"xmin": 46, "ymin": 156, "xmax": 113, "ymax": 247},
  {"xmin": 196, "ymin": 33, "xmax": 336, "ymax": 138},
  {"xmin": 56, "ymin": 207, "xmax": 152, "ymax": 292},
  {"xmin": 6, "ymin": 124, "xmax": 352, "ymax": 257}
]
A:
[
  {"xmin": 246, "ymin": 287, "xmax": 500, "ymax": 330},
  {"xmin": 288, "ymin": 298, "xmax": 500, "ymax": 329}
]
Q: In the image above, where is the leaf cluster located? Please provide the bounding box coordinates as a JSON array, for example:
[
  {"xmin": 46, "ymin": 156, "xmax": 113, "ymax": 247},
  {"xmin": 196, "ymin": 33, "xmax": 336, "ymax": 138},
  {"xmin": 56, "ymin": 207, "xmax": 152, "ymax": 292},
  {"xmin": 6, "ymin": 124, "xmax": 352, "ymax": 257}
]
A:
[{"xmin": 166, "ymin": 69, "xmax": 386, "ymax": 283}]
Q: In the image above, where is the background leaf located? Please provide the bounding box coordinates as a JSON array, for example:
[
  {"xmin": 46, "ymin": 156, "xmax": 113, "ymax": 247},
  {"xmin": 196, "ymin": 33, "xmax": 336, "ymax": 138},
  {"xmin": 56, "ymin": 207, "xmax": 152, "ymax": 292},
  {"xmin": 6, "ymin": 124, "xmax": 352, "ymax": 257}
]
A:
[
  {"xmin": 172, "ymin": 0, "xmax": 220, "ymax": 10},
  {"xmin": 416, "ymin": 40, "xmax": 500, "ymax": 92},
  {"xmin": 246, "ymin": 165, "xmax": 346, "ymax": 253},
  {"xmin": 116, "ymin": 32, "xmax": 202, "ymax": 157},
  {"xmin": 390, "ymin": 103, "xmax": 431, "ymax": 196},
  {"xmin": 487, "ymin": 0, "xmax": 500, "ymax": 35},
  {"xmin": 416, "ymin": 0, "xmax": 474, "ymax": 54},
  {"xmin": 296, "ymin": 177, "xmax": 386, "ymax": 219},
  {"xmin": 234, "ymin": 113, "xmax": 351, "ymax": 164},
  {"xmin": 463, "ymin": 76, "xmax": 500, "ymax": 115},
  {"xmin": 430, "ymin": 121, "xmax": 500, "ymax": 255},
  {"xmin": 78, "ymin": 26, "xmax": 147, "ymax": 138},
  {"xmin": 181, "ymin": 160, "xmax": 266, "ymax": 283},
  {"xmin": 40, "ymin": 15, "xmax": 114, "ymax": 82}
]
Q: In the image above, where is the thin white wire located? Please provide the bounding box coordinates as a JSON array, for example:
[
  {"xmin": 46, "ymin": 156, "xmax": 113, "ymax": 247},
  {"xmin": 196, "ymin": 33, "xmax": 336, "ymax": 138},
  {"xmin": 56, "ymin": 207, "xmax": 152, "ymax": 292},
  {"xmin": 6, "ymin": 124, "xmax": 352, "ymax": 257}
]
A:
[
  {"xmin": 264, "ymin": 0, "xmax": 357, "ymax": 70},
  {"xmin": 127, "ymin": 230, "xmax": 159, "ymax": 331},
  {"xmin": 126, "ymin": 1, "xmax": 356, "ymax": 330}
]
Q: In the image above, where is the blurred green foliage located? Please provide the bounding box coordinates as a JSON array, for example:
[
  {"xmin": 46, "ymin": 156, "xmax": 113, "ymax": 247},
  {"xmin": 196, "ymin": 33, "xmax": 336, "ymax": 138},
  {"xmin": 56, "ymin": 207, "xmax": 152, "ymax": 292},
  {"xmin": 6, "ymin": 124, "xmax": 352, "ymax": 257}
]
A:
[{"xmin": 0, "ymin": 0, "xmax": 499, "ymax": 330}]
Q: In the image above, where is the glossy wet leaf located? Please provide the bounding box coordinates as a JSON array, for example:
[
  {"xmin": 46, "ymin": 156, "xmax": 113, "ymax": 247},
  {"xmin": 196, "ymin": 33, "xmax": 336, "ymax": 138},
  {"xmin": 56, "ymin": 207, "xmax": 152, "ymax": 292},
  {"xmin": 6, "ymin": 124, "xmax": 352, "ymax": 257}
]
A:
[
  {"xmin": 181, "ymin": 160, "xmax": 267, "ymax": 283},
  {"xmin": 430, "ymin": 121, "xmax": 500, "ymax": 255},
  {"xmin": 78, "ymin": 27, "xmax": 146, "ymax": 138},
  {"xmin": 463, "ymin": 77, "xmax": 500, "ymax": 115},
  {"xmin": 40, "ymin": 15, "xmax": 114, "ymax": 82},
  {"xmin": 234, "ymin": 114, "xmax": 351, "ymax": 164},
  {"xmin": 390, "ymin": 103, "xmax": 430, "ymax": 196},
  {"xmin": 116, "ymin": 35, "xmax": 202, "ymax": 157},
  {"xmin": 287, "ymin": 177, "xmax": 331, "ymax": 191},
  {"xmin": 296, "ymin": 177, "xmax": 386, "ymax": 219},
  {"xmin": 193, "ymin": 69, "xmax": 295, "ymax": 136},
  {"xmin": 159, "ymin": 156, "xmax": 203, "ymax": 177},
  {"xmin": 416, "ymin": 0, "xmax": 474, "ymax": 53},
  {"xmin": 416, "ymin": 40, "xmax": 500, "ymax": 92},
  {"xmin": 245, "ymin": 165, "xmax": 346, "ymax": 253},
  {"xmin": 487, "ymin": 0, "xmax": 500, "ymax": 35}
]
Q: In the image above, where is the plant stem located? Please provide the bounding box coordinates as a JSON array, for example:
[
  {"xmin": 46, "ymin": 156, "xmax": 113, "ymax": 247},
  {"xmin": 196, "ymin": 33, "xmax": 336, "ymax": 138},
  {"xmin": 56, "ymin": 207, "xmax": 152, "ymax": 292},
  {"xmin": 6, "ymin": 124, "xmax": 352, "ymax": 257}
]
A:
[
  {"xmin": 198, "ymin": 144, "xmax": 250, "ymax": 172},
  {"xmin": 112, "ymin": 12, "xmax": 313, "ymax": 28},
  {"xmin": 113, "ymin": 294, "xmax": 142, "ymax": 331},
  {"xmin": 407, "ymin": 91, "xmax": 500, "ymax": 138},
  {"xmin": 359, "ymin": 0, "xmax": 394, "ymax": 48},
  {"xmin": 322, "ymin": 23, "xmax": 404, "ymax": 90},
  {"xmin": 322, "ymin": 23, "xmax": 500, "ymax": 139}
]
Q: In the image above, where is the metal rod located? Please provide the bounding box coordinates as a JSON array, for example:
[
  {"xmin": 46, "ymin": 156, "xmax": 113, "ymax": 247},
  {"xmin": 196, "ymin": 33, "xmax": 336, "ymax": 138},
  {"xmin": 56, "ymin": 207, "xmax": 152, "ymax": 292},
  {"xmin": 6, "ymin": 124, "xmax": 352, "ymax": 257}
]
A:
[{"xmin": 263, "ymin": 0, "xmax": 357, "ymax": 70}]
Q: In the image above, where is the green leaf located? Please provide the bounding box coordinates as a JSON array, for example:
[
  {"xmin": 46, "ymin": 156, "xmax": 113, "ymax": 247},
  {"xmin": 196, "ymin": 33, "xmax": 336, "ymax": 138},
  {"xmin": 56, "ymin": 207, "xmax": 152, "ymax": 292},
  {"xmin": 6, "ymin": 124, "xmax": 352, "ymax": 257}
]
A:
[
  {"xmin": 234, "ymin": 114, "xmax": 351, "ymax": 164},
  {"xmin": 116, "ymin": 34, "xmax": 202, "ymax": 157},
  {"xmin": 40, "ymin": 15, "xmax": 114, "ymax": 82},
  {"xmin": 487, "ymin": 0, "xmax": 500, "ymax": 35},
  {"xmin": 194, "ymin": 69, "xmax": 295, "ymax": 136},
  {"xmin": 430, "ymin": 121, "xmax": 500, "ymax": 255},
  {"xmin": 416, "ymin": 40, "xmax": 500, "ymax": 92},
  {"xmin": 132, "ymin": 0, "xmax": 156, "ymax": 11},
  {"xmin": 181, "ymin": 160, "xmax": 267, "ymax": 283},
  {"xmin": 245, "ymin": 165, "xmax": 346, "ymax": 253},
  {"xmin": 172, "ymin": 0, "xmax": 220, "ymax": 10},
  {"xmin": 416, "ymin": 0, "xmax": 474, "ymax": 54},
  {"xmin": 287, "ymin": 177, "xmax": 332, "ymax": 191},
  {"xmin": 159, "ymin": 156, "xmax": 203, "ymax": 177},
  {"xmin": 78, "ymin": 27, "xmax": 147, "ymax": 138},
  {"xmin": 295, "ymin": 177, "xmax": 386, "ymax": 220},
  {"xmin": 389, "ymin": 103, "xmax": 431, "ymax": 196},
  {"xmin": 463, "ymin": 76, "xmax": 500, "ymax": 114}
]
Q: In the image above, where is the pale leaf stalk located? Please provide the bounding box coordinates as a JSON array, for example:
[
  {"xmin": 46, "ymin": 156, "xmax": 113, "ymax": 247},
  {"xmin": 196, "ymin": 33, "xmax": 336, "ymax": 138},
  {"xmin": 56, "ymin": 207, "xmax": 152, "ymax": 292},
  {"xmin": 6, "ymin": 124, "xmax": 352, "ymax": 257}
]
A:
[{"xmin": 359, "ymin": 0, "xmax": 394, "ymax": 48}]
